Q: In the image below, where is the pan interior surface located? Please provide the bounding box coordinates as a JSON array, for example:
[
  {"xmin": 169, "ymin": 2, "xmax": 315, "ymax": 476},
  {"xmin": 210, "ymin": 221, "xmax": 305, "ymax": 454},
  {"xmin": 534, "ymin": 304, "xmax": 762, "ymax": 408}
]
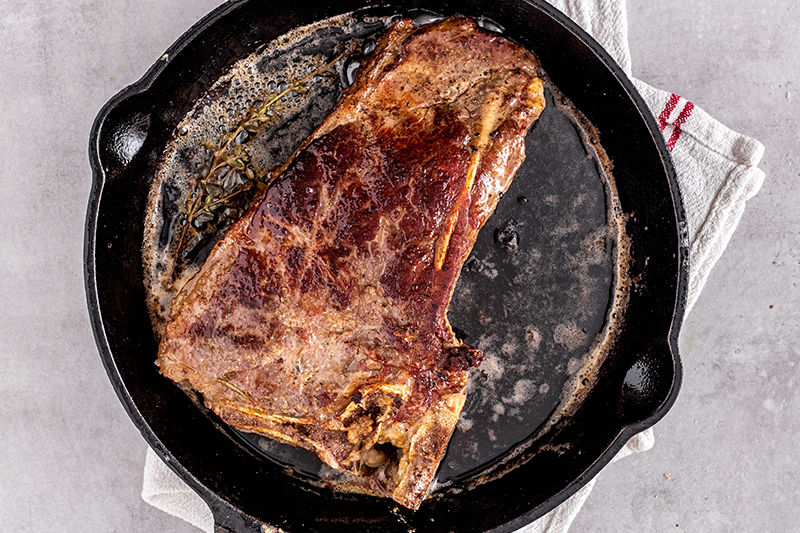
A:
[{"xmin": 141, "ymin": 10, "xmax": 625, "ymax": 490}]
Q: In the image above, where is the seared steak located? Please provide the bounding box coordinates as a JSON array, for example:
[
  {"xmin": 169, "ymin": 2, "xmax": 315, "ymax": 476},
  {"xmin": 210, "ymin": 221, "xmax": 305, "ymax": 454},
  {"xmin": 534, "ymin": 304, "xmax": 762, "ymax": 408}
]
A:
[{"xmin": 157, "ymin": 16, "xmax": 544, "ymax": 509}]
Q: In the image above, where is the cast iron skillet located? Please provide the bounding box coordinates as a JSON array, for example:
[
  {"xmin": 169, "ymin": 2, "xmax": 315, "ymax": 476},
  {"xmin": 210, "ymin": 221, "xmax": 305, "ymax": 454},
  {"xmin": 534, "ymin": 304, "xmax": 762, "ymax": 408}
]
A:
[{"xmin": 85, "ymin": 1, "xmax": 688, "ymax": 531}]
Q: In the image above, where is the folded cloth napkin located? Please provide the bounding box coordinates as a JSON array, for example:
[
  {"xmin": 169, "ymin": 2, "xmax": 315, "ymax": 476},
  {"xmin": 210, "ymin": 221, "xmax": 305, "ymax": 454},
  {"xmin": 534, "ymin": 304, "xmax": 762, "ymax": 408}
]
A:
[{"xmin": 142, "ymin": 0, "xmax": 765, "ymax": 530}]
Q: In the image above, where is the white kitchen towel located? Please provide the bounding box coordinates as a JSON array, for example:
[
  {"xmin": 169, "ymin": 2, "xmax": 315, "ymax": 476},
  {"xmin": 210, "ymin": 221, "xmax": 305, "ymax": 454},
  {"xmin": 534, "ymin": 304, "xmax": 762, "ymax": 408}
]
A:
[{"xmin": 142, "ymin": 0, "xmax": 766, "ymax": 531}]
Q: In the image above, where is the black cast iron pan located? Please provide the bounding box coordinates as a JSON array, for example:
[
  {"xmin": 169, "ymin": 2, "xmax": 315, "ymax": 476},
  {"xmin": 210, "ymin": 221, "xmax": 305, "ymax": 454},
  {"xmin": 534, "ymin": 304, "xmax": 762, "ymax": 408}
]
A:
[{"xmin": 85, "ymin": 1, "xmax": 688, "ymax": 531}]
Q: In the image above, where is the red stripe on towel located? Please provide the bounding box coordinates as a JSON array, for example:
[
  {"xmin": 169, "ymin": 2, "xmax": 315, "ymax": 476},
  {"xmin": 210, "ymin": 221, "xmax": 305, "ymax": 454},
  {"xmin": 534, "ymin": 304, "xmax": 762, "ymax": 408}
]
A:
[
  {"xmin": 658, "ymin": 93, "xmax": 681, "ymax": 131},
  {"xmin": 667, "ymin": 101, "xmax": 695, "ymax": 151}
]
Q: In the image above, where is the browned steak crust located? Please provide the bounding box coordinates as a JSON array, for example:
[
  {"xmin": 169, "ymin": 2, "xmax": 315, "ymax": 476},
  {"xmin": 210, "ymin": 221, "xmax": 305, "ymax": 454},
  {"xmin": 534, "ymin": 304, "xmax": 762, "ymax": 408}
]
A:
[{"xmin": 157, "ymin": 16, "xmax": 544, "ymax": 509}]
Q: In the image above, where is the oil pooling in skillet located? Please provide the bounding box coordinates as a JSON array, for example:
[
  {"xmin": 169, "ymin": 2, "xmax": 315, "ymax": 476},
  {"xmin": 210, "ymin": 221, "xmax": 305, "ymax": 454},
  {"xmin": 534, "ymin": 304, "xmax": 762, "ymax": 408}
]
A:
[{"xmin": 141, "ymin": 10, "xmax": 631, "ymax": 493}]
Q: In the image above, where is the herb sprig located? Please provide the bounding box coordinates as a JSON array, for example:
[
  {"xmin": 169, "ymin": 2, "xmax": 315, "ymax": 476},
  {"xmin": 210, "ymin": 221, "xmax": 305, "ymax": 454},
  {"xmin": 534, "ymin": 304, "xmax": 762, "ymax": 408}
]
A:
[{"xmin": 172, "ymin": 48, "xmax": 352, "ymax": 269}]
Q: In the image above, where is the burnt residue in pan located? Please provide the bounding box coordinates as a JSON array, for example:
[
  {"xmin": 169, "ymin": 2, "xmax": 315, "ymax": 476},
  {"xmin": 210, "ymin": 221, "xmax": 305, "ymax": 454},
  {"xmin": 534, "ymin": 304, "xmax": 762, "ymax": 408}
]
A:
[{"xmin": 141, "ymin": 11, "xmax": 630, "ymax": 494}]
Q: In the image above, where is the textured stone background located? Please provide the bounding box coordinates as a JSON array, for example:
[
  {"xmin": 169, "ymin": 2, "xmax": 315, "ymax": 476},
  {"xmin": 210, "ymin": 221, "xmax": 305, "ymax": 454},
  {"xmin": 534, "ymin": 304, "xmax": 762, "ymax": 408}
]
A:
[{"xmin": 0, "ymin": 1, "xmax": 797, "ymax": 531}]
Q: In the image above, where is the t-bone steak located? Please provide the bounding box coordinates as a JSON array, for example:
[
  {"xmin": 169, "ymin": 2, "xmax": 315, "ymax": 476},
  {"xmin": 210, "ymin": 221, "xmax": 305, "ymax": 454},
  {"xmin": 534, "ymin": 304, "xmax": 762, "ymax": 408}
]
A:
[{"xmin": 157, "ymin": 16, "xmax": 545, "ymax": 509}]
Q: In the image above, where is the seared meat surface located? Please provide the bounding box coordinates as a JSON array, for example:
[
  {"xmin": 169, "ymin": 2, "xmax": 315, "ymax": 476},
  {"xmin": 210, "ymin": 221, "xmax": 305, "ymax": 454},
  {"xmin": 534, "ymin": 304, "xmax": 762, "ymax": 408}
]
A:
[{"xmin": 157, "ymin": 16, "xmax": 544, "ymax": 509}]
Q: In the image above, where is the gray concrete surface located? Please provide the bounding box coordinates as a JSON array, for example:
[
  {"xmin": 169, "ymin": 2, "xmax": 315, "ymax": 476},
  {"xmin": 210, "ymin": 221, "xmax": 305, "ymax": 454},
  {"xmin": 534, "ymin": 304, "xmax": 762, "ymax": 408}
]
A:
[{"xmin": 0, "ymin": 1, "xmax": 797, "ymax": 531}]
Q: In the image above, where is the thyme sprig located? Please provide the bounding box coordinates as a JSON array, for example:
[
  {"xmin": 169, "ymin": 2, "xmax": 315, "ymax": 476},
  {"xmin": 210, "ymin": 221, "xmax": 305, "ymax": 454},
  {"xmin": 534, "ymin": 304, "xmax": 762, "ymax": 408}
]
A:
[{"xmin": 172, "ymin": 48, "xmax": 352, "ymax": 266}]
